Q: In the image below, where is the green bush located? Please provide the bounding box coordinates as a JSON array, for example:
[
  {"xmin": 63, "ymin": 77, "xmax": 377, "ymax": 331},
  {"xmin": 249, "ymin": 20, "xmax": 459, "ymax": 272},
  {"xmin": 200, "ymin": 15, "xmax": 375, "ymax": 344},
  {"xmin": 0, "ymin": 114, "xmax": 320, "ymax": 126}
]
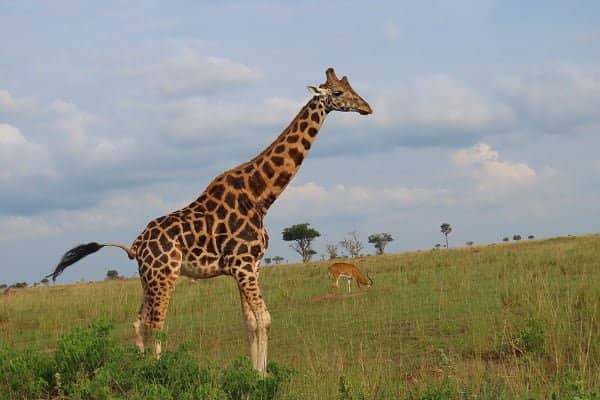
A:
[
  {"xmin": 221, "ymin": 356, "xmax": 292, "ymax": 400},
  {"xmin": 0, "ymin": 346, "xmax": 52, "ymax": 398},
  {"xmin": 0, "ymin": 319, "xmax": 291, "ymax": 400}
]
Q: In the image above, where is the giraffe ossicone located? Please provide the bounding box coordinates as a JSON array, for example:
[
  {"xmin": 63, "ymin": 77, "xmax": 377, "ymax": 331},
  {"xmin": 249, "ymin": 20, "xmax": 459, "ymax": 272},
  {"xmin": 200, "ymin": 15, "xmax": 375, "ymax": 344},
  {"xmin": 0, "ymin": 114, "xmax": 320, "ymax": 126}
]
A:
[{"xmin": 49, "ymin": 67, "xmax": 372, "ymax": 373}]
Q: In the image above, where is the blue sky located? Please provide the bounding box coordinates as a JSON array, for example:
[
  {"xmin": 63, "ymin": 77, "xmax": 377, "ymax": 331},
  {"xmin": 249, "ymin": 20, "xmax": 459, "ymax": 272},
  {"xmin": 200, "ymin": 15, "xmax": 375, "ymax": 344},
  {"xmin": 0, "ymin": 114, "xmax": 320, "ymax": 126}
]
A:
[{"xmin": 1, "ymin": 1, "xmax": 600, "ymax": 284}]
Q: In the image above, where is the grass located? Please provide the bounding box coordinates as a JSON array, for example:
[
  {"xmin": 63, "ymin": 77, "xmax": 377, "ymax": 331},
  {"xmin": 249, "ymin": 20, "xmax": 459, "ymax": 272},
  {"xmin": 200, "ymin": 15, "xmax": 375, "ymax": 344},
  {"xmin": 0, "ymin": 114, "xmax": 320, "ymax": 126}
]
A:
[{"xmin": 1, "ymin": 235, "xmax": 599, "ymax": 399}]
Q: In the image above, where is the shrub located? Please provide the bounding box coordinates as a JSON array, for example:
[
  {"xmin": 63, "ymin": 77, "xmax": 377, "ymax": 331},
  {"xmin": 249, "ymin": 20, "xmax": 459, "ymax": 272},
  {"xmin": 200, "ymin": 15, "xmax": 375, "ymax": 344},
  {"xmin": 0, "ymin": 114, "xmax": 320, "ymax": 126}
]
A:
[
  {"xmin": 0, "ymin": 346, "xmax": 52, "ymax": 398},
  {"xmin": 0, "ymin": 319, "xmax": 291, "ymax": 400}
]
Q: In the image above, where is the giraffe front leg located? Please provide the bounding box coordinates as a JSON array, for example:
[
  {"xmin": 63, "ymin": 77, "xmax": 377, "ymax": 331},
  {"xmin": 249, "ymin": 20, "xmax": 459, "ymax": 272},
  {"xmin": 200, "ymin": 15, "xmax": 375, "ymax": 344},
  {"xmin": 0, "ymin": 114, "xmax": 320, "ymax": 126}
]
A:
[
  {"xmin": 238, "ymin": 276, "xmax": 271, "ymax": 375},
  {"xmin": 239, "ymin": 290, "xmax": 259, "ymax": 369}
]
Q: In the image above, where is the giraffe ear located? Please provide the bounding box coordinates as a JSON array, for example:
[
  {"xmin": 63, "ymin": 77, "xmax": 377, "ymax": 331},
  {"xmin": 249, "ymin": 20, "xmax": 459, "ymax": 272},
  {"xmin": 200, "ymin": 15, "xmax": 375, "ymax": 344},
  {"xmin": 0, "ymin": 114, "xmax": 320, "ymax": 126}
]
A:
[{"xmin": 307, "ymin": 86, "xmax": 330, "ymax": 96}]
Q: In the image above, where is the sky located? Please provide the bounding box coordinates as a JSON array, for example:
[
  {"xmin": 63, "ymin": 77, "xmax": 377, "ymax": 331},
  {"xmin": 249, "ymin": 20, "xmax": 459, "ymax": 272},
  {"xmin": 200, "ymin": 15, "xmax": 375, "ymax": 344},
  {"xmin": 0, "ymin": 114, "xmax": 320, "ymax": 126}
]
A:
[{"xmin": 1, "ymin": 1, "xmax": 600, "ymax": 284}]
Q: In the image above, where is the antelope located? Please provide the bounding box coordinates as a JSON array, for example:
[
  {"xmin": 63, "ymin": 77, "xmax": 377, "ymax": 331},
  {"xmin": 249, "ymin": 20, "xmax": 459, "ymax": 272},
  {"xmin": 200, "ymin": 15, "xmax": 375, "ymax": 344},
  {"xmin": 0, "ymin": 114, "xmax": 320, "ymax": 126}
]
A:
[{"xmin": 328, "ymin": 262, "xmax": 373, "ymax": 293}]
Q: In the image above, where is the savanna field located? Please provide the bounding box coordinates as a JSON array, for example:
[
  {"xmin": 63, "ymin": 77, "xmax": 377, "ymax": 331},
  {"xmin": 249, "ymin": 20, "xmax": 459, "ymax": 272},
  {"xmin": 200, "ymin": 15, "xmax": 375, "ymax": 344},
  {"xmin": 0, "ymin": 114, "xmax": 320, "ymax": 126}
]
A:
[{"xmin": 1, "ymin": 235, "xmax": 599, "ymax": 399}]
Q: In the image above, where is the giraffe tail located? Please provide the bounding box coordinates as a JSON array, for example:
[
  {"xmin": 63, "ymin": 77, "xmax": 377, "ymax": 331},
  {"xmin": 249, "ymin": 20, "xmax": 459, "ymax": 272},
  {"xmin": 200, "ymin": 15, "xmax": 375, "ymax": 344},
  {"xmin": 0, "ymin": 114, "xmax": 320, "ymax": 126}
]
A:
[{"xmin": 47, "ymin": 242, "xmax": 135, "ymax": 281}]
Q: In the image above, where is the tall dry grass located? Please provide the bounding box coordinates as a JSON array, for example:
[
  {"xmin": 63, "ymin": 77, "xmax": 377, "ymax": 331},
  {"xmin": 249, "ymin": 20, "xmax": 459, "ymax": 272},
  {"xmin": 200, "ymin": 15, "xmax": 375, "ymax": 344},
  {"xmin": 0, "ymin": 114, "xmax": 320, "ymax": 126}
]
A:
[{"xmin": 1, "ymin": 235, "xmax": 598, "ymax": 398}]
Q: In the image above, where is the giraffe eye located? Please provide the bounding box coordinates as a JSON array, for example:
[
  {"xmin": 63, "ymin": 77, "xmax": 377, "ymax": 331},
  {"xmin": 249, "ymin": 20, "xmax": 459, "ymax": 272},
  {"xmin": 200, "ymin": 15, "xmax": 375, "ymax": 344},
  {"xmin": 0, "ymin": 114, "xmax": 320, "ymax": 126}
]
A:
[{"xmin": 332, "ymin": 90, "xmax": 343, "ymax": 96}]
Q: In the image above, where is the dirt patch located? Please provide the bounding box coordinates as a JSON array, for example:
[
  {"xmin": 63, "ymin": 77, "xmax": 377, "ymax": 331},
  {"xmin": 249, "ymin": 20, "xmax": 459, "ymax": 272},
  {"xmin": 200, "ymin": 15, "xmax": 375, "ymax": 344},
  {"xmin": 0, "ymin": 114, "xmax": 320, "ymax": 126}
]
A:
[{"xmin": 308, "ymin": 291, "xmax": 368, "ymax": 303}]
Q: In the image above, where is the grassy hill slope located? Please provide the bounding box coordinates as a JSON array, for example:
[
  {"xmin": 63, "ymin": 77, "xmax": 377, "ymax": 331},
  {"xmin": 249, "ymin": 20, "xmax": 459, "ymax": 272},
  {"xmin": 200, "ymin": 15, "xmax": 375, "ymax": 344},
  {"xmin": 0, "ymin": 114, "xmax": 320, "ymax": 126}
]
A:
[{"xmin": 1, "ymin": 235, "xmax": 599, "ymax": 398}]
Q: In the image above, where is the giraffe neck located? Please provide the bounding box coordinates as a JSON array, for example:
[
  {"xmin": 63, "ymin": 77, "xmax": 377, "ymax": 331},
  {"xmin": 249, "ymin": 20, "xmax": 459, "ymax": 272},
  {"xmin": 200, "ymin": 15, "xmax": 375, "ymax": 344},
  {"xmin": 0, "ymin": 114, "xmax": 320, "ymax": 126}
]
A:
[{"xmin": 247, "ymin": 96, "xmax": 328, "ymax": 211}]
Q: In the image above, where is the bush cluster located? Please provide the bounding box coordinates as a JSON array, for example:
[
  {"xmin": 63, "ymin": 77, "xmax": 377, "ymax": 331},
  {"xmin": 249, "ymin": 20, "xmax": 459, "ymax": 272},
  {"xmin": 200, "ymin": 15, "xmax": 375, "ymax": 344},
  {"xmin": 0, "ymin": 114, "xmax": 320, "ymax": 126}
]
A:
[{"xmin": 0, "ymin": 319, "xmax": 291, "ymax": 400}]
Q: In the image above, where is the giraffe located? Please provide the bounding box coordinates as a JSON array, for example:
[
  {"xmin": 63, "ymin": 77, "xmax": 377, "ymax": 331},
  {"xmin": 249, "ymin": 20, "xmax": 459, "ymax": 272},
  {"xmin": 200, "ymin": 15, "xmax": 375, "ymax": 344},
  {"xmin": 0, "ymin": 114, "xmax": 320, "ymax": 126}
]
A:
[{"xmin": 48, "ymin": 67, "xmax": 372, "ymax": 373}]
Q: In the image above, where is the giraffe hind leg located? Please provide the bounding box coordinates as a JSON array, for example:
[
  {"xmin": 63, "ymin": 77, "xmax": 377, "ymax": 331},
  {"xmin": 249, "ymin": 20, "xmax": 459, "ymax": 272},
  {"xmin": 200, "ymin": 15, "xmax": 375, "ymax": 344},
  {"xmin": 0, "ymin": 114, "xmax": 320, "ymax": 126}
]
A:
[
  {"xmin": 133, "ymin": 301, "xmax": 149, "ymax": 353},
  {"xmin": 143, "ymin": 282, "xmax": 177, "ymax": 359},
  {"xmin": 136, "ymin": 255, "xmax": 180, "ymax": 359}
]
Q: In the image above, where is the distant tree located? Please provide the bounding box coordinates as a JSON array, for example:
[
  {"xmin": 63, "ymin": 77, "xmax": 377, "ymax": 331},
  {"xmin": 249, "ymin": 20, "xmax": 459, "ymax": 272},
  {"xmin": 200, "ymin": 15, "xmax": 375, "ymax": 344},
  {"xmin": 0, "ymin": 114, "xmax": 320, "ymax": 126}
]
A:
[
  {"xmin": 0, "ymin": 284, "xmax": 6, "ymax": 289},
  {"xmin": 368, "ymin": 233, "xmax": 394, "ymax": 255},
  {"xmin": 282, "ymin": 223, "xmax": 321, "ymax": 263},
  {"xmin": 434, "ymin": 244, "xmax": 442, "ymax": 249},
  {"xmin": 325, "ymin": 243, "xmax": 339, "ymax": 260},
  {"xmin": 513, "ymin": 234, "xmax": 522, "ymax": 241},
  {"xmin": 14, "ymin": 282, "xmax": 28, "ymax": 288},
  {"xmin": 41, "ymin": 278, "xmax": 49, "ymax": 285},
  {"xmin": 502, "ymin": 237, "xmax": 510, "ymax": 242},
  {"xmin": 440, "ymin": 223, "xmax": 452, "ymax": 248},
  {"xmin": 466, "ymin": 241, "xmax": 474, "ymax": 246},
  {"xmin": 272, "ymin": 256, "xmax": 285, "ymax": 264},
  {"xmin": 263, "ymin": 257, "xmax": 272, "ymax": 265},
  {"xmin": 528, "ymin": 235, "xmax": 535, "ymax": 240},
  {"xmin": 339, "ymin": 231, "xmax": 364, "ymax": 258},
  {"xmin": 106, "ymin": 270, "xmax": 120, "ymax": 280}
]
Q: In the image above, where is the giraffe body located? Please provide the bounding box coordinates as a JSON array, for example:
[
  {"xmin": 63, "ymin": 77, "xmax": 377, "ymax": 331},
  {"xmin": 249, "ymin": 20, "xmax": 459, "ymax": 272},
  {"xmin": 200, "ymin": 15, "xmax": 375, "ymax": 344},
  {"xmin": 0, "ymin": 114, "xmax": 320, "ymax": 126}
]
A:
[{"xmin": 49, "ymin": 68, "xmax": 372, "ymax": 373}]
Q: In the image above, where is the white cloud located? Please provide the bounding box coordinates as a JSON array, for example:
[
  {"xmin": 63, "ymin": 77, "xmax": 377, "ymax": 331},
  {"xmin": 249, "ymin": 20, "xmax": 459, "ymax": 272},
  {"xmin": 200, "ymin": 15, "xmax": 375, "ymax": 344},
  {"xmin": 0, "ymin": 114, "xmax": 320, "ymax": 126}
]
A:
[
  {"xmin": 0, "ymin": 216, "xmax": 60, "ymax": 241},
  {"xmin": 451, "ymin": 143, "xmax": 539, "ymax": 197},
  {"xmin": 161, "ymin": 96, "xmax": 304, "ymax": 143},
  {"xmin": 275, "ymin": 182, "xmax": 452, "ymax": 218},
  {"xmin": 494, "ymin": 64, "xmax": 600, "ymax": 133},
  {"xmin": 371, "ymin": 75, "xmax": 515, "ymax": 133},
  {"xmin": 0, "ymin": 123, "xmax": 25, "ymax": 145},
  {"xmin": 0, "ymin": 123, "xmax": 56, "ymax": 181},
  {"xmin": 0, "ymin": 187, "xmax": 182, "ymax": 241},
  {"xmin": 48, "ymin": 99, "xmax": 133, "ymax": 164},
  {"xmin": 49, "ymin": 100, "xmax": 99, "ymax": 147},
  {"xmin": 0, "ymin": 90, "xmax": 33, "ymax": 112},
  {"xmin": 132, "ymin": 46, "xmax": 262, "ymax": 96}
]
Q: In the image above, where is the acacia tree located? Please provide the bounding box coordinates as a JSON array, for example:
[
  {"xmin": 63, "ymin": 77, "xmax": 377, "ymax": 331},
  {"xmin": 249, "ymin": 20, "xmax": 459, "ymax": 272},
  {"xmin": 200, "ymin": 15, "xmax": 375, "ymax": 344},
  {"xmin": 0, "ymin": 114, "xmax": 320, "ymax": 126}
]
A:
[
  {"xmin": 368, "ymin": 233, "xmax": 394, "ymax": 255},
  {"xmin": 272, "ymin": 256, "xmax": 285, "ymax": 264},
  {"xmin": 440, "ymin": 223, "xmax": 452, "ymax": 248},
  {"xmin": 106, "ymin": 269, "xmax": 120, "ymax": 280},
  {"xmin": 339, "ymin": 231, "xmax": 364, "ymax": 258},
  {"xmin": 282, "ymin": 223, "xmax": 320, "ymax": 263}
]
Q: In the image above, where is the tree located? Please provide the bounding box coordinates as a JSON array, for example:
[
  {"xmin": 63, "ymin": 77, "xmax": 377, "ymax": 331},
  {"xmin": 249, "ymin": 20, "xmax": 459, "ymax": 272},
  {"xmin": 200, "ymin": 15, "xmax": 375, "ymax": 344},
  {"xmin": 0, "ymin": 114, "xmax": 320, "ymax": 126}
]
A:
[
  {"xmin": 106, "ymin": 269, "xmax": 120, "ymax": 280},
  {"xmin": 0, "ymin": 284, "xmax": 6, "ymax": 289},
  {"xmin": 528, "ymin": 235, "xmax": 535, "ymax": 240},
  {"xmin": 325, "ymin": 243, "xmax": 339, "ymax": 260},
  {"xmin": 272, "ymin": 256, "xmax": 284, "ymax": 264},
  {"xmin": 339, "ymin": 231, "xmax": 364, "ymax": 258},
  {"xmin": 282, "ymin": 223, "xmax": 321, "ymax": 263},
  {"xmin": 502, "ymin": 237, "xmax": 510, "ymax": 242},
  {"xmin": 513, "ymin": 234, "xmax": 522, "ymax": 241},
  {"xmin": 466, "ymin": 241, "xmax": 474, "ymax": 246},
  {"xmin": 440, "ymin": 223, "xmax": 452, "ymax": 248},
  {"xmin": 41, "ymin": 278, "xmax": 49, "ymax": 285},
  {"xmin": 368, "ymin": 233, "xmax": 394, "ymax": 255},
  {"xmin": 263, "ymin": 257, "xmax": 272, "ymax": 265}
]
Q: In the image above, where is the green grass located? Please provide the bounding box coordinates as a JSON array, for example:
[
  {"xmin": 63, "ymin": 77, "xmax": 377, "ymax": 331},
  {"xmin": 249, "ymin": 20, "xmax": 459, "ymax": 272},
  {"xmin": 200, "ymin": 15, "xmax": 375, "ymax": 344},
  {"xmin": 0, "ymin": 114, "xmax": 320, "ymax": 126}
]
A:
[{"xmin": 1, "ymin": 235, "xmax": 599, "ymax": 399}]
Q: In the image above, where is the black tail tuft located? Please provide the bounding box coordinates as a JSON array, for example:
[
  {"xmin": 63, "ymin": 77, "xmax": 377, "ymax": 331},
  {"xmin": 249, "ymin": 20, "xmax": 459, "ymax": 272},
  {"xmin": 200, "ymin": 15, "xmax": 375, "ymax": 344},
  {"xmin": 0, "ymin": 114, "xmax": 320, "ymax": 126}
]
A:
[{"xmin": 47, "ymin": 242, "xmax": 104, "ymax": 281}]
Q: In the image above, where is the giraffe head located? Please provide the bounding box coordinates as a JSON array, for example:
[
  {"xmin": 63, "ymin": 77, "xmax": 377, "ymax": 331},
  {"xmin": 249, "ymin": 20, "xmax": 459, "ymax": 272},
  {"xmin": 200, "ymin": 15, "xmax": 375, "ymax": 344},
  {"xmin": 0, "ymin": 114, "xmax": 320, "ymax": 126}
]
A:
[{"xmin": 307, "ymin": 68, "xmax": 372, "ymax": 115}]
